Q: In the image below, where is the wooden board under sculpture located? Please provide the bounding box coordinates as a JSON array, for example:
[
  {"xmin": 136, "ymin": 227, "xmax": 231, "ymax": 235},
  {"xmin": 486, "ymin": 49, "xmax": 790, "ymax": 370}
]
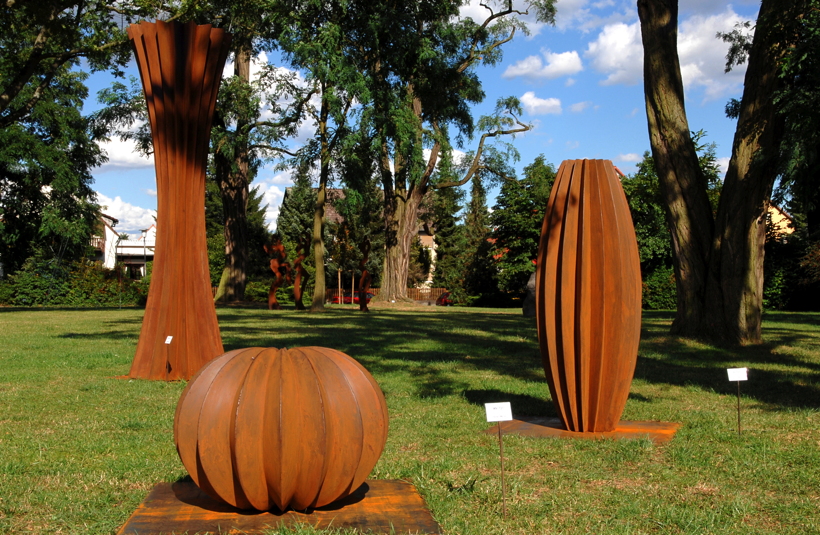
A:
[
  {"xmin": 535, "ymin": 159, "xmax": 642, "ymax": 433},
  {"xmin": 127, "ymin": 21, "xmax": 231, "ymax": 380},
  {"xmin": 174, "ymin": 346, "xmax": 389, "ymax": 511}
]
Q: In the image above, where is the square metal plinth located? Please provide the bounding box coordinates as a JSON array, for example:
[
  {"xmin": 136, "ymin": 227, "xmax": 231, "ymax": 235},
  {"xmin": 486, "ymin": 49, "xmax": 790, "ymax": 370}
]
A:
[
  {"xmin": 117, "ymin": 479, "xmax": 441, "ymax": 535},
  {"xmin": 486, "ymin": 418, "xmax": 680, "ymax": 444}
]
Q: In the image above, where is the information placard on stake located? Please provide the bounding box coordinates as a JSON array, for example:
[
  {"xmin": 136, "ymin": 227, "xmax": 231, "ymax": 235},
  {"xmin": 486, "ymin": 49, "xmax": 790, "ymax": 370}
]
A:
[
  {"xmin": 485, "ymin": 402, "xmax": 512, "ymax": 520},
  {"xmin": 165, "ymin": 336, "xmax": 173, "ymax": 345},
  {"xmin": 485, "ymin": 402, "xmax": 513, "ymax": 423},
  {"xmin": 727, "ymin": 368, "xmax": 748, "ymax": 381},
  {"xmin": 727, "ymin": 368, "xmax": 748, "ymax": 435}
]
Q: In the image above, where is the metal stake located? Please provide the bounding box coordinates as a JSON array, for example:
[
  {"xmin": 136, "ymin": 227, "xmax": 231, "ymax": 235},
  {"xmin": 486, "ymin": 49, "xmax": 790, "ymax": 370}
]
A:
[
  {"xmin": 736, "ymin": 380, "xmax": 742, "ymax": 435},
  {"xmin": 497, "ymin": 422, "xmax": 507, "ymax": 520}
]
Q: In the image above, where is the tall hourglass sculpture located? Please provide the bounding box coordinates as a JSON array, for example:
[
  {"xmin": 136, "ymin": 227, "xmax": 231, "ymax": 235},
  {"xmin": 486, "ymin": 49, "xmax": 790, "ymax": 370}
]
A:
[{"xmin": 127, "ymin": 21, "xmax": 231, "ymax": 380}]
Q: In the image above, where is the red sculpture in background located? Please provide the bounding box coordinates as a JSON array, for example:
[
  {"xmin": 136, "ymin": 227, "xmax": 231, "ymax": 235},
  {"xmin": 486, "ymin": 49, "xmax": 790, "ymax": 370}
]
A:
[
  {"xmin": 535, "ymin": 159, "xmax": 642, "ymax": 433},
  {"xmin": 358, "ymin": 239, "xmax": 372, "ymax": 313},
  {"xmin": 292, "ymin": 236, "xmax": 310, "ymax": 311},
  {"xmin": 264, "ymin": 239, "xmax": 291, "ymax": 310},
  {"xmin": 127, "ymin": 21, "xmax": 231, "ymax": 380}
]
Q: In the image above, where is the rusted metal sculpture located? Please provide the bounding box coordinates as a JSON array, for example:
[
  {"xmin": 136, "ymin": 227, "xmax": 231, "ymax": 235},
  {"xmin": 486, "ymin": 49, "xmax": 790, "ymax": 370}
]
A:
[
  {"xmin": 292, "ymin": 236, "xmax": 310, "ymax": 311},
  {"xmin": 264, "ymin": 239, "xmax": 291, "ymax": 310},
  {"xmin": 535, "ymin": 159, "xmax": 642, "ymax": 433},
  {"xmin": 127, "ymin": 21, "xmax": 230, "ymax": 381},
  {"xmin": 358, "ymin": 238, "xmax": 372, "ymax": 312},
  {"xmin": 173, "ymin": 346, "xmax": 389, "ymax": 511}
]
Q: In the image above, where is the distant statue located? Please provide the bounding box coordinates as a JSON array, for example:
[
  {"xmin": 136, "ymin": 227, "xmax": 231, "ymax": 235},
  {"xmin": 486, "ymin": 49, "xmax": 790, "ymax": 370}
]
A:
[
  {"xmin": 292, "ymin": 236, "xmax": 310, "ymax": 311},
  {"xmin": 264, "ymin": 239, "xmax": 291, "ymax": 310},
  {"xmin": 358, "ymin": 238, "xmax": 372, "ymax": 313}
]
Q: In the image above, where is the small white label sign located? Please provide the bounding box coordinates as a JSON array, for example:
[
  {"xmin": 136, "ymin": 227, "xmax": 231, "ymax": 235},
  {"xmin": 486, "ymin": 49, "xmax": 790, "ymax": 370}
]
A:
[
  {"xmin": 165, "ymin": 336, "xmax": 173, "ymax": 345},
  {"xmin": 727, "ymin": 367, "xmax": 748, "ymax": 381},
  {"xmin": 485, "ymin": 402, "xmax": 513, "ymax": 423}
]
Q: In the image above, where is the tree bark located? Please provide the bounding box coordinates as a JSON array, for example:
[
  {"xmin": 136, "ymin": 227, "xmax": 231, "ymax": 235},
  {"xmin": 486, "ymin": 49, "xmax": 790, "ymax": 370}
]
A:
[
  {"xmin": 638, "ymin": 0, "xmax": 715, "ymax": 334},
  {"xmin": 703, "ymin": 0, "xmax": 791, "ymax": 344},
  {"xmin": 377, "ymin": 90, "xmax": 437, "ymax": 302},
  {"xmin": 310, "ymin": 85, "xmax": 331, "ymax": 312},
  {"xmin": 639, "ymin": 0, "xmax": 795, "ymax": 344},
  {"xmin": 214, "ymin": 46, "xmax": 252, "ymax": 302}
]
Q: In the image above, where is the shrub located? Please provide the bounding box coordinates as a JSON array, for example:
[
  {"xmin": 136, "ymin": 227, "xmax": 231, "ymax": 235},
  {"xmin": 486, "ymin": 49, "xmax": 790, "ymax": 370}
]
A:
[
  {"xmin": 0, "ymin": 254, "xmax": 146, "ymax": 307},
  {"xmin": 642, "ymin": 266, "xmax": 677, "ymax": 310}
]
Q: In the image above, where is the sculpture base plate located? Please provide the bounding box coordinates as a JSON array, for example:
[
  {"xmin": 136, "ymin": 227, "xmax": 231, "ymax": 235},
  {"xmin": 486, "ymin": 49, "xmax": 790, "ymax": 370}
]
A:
[
  {"xmin": 116, "ymin": 479, "xmax": 440, "ymax": 534},
  {"xmin": 486, "ymin": 417, "xmax": 680, "ymax": 444}
]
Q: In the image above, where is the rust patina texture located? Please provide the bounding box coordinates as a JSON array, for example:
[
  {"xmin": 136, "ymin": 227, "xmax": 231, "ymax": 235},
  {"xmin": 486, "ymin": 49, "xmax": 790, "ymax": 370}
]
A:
[
  {"xmin": 535, "ymin": 159, "xmax": 642, "ymax": 433},
  {"xmin": 173, "ymin": 346, "xmax": 389, "ymax": 511},
  {"xmin": 127, "ymin": 21, "xmax": 231, "ymax": 380}
]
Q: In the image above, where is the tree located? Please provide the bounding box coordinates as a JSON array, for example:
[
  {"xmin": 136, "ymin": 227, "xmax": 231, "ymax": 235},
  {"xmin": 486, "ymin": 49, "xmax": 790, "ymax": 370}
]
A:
[
  {"xmin": 0, "ymin": 1, "xmax": 158, "ymax": 276},
  {"xmin": 637, "ymin": 0, "xmax": 803, "ymax": 344},
  {"xmin": 621, "ymin": 136, "xmax": 720, "ymax": 309},
  {"xmin": 431, "ymin": 183, "xmax": 466, "ymax": 298},
  {"xmin": 462, "ymin": 176, "xmax": 496, "ymax": 300},
  {"xmin": 490, "ymin": 154, "xmax": 555, "ymax": 296},
  {"xmin": 276, "ymin": 0, "xmax": 365, "ymax": 311},
  {"xmin": 352, "ymin": 1, "xmax": 555, "ymax": 302}
]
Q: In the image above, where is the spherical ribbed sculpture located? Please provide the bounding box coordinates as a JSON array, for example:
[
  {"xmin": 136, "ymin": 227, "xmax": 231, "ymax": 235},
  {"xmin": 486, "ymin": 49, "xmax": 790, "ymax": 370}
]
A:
[
  {"xmin": 173, "ymin": 347, "xmax": 389, "ymax": 511},
  {"xmin": 535, "ymin": 159, "xmax": 642, "ymax": 433}
]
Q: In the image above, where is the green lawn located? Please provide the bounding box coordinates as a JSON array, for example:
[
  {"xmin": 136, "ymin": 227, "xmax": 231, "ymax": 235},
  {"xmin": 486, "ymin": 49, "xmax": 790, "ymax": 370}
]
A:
[{"xmin": 0, "ymin": 305, "xmax": 818, "ymax": 534}]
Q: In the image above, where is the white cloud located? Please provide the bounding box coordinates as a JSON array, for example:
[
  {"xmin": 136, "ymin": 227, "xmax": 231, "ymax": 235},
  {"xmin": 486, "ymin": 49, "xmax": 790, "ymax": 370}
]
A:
[
  {"xmin": 585, "ymin": 8, "xmax": 752, "ymax": 100},
  {"xmin": 145, "ymin": 188, "xmax": 157, "ymax": 197},
  {"xmin": 717, "ymin": 156, "xmax": 731, "ymax": 176},
  {"xmin": 569, "ymin": 101, "xmax": 592, "ymax": 113},
  {"xmin": 96, "ymin": 136, "xmax": 153, "ymax": 172},
  {"xmin": 96, "ymin": 193, "xmax": 156, "ymax": 234},
  {"xmin": 521, "ymin": 92, "xmax": 562, "ymax": 115},
  {"xmin": 565, "ymin": 78, "xmax": 576, "ymax": 87},
  {"xmin": 677, "ymin": 9, "xmax": 750, "ymax": 101},
  {"xmin": 566, "ymin": 140, "xmax": 580, "ymax": 150},
  {"xmin": 503, "ymin": 50, "xmax": 583, "ymax": 80},
  {"xmin": 585, "ymin": 21, "xmax": 643, "ymax": 86},
  {"xmin": 616, "ymin": 153, "xmax": 641, "ymax": 162},
  {"xmin": 252, "ymin": 174, "xmax": 290, "ymax": 231}
]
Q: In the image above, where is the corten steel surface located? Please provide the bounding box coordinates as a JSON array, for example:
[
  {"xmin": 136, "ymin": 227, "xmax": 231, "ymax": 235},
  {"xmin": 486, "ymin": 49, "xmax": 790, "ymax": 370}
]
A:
[
  {"xmin": 174, "ymin": 346, "xmax": 389, "ymax": 511},
  {"xmin": 535, "ymin": 159, "xmax": 642, "ymax": 433},
  {"xmin": 292, "ymin": 236, "xmax": 309, "ymax": 310},
  {"xmin": 358, "ymin": 238, "xmax": 372, "ymax": 312},
  {"xmin": 485, "ymin": 418, "xmax": 680, "ymax": 445},
  {"xmin": 264, "ymin": 240, "xmax": 291, "ymax": 310},
  {"xmin": 116, "ymin": 479, "xmax": 441, "ymax": 535},
  {"xmin": 127, "ymin": 21, "xmax": 230, "ymax": 380}
]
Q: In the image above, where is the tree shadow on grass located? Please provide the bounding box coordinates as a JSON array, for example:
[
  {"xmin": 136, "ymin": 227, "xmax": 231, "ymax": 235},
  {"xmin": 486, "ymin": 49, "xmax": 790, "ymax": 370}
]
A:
[
  {"xmin": 462, "ymin": 388, "xmax": 557, "ymax": 418},
  {"xmin": 637, "ymin": 311, "xmax": 820, "ymax": 409}
]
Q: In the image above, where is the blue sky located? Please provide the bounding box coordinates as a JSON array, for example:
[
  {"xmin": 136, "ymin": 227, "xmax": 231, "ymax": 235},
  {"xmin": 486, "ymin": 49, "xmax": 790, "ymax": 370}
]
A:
[{"xmin": 85, "ymin": 0, "xmax": 760, "ymax": 236}]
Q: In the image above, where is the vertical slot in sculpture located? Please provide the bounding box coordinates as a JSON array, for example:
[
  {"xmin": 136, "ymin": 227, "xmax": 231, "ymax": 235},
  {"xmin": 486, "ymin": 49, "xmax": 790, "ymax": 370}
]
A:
[
  {"xmin": 127, "ymin": 21, "xmax": 231, "ymax": 380},
  {"xmin": 535, "ymin": 159, "xmax": 642, "ymax": 433}
]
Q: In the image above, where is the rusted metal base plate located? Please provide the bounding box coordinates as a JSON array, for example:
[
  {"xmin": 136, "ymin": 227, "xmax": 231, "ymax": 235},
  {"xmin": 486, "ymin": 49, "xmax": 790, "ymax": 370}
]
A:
[
  {"xmin": 117, "ymin": 479, "xmax": 440, "ymax": 535},
  {"xmin": 486, "ymin": 418, "xmax": 680, "ymax": 444}
]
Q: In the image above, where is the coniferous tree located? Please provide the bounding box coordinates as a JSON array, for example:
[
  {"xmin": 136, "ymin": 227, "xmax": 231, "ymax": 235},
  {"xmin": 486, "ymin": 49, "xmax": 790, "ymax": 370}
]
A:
[
  {"xmin": 463, "ymin": 176, "xmax": 496, "ymax": 301},
  {"xmin": 491, "ymin": 155, "xmax": 555, "ymax": 296},
  {"xmin": 431, "ymin": 185, "xmax": 466, "ymax": 298}
]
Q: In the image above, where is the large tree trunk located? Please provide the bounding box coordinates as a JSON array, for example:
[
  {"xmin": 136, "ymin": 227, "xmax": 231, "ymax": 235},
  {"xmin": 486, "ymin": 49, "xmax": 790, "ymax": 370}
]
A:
[
  {"xmin": 639, "ymin": 0, "xmax": 794, "ymax": 344},
  {"xmin": 702, "ymin": 0, "xmax": 791, "ymax": 344},
  {"xmin": 214, "ymin": 46, "xmax": 252, "ymax": 302},
  {"xmin": 377, "ymin": 90, "xmax": 437, "ymax": 302},
  {"xmin": 638, "ymin": 0, "xmax": 715, "ymax": 334},
  {"xmin": 310, "ymin": 87, "xmax": 331, "ymax": 312}
]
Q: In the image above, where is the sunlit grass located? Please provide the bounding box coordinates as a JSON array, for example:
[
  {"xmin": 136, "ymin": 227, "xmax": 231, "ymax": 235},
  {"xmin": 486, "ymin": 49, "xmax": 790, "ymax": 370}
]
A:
[{"xmin": 0, "ymin": 305, "xmax": 818, "ymax": 534}]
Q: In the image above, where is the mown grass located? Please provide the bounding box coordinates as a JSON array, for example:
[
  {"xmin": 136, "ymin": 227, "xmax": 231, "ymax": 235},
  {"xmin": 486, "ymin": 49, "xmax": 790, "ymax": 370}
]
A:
[{"xmin": 0, "ymin": 304, "xmax": 818, "ymax": 534}]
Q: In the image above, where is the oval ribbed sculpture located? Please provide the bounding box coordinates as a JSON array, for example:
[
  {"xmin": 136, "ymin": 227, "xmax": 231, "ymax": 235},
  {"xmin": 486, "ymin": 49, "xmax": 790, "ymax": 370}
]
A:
[
  {"xmin": 127, "ymin": 21, "xmax": 231, "ymax": 380},
  {"xmin": 173, "ymin": 347, "xmax": 389, "ymax": 511},
  {"xmin": 535, "ymin": 159, "xmax": 642, "ymax": 433}
]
